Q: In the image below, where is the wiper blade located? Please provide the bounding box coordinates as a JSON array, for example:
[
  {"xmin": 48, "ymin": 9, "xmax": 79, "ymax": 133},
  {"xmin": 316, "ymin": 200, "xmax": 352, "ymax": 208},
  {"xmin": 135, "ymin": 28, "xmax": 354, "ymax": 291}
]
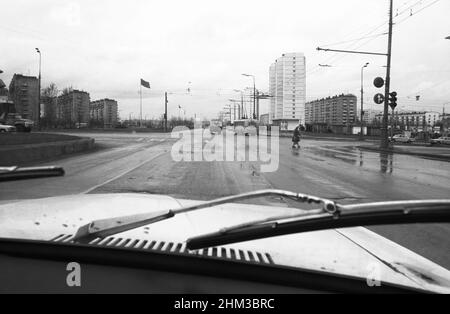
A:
[
  {"xmin": 0, "ymin": 166, "xmax": 65, "ymax": 181},
  {"xmin": 186, "ymin": 200, "xmax": 450, "ymax": 250},
  {"xmin": 73, "ymin": 189, "xmax": 337, "ymax": 244}
]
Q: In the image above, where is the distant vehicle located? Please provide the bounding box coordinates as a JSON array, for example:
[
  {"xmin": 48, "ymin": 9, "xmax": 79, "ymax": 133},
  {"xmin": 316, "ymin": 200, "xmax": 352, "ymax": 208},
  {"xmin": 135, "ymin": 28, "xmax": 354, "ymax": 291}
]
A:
[
  {"xmin": 0, "ymin": 124, "xmax": 16, "ymax": 133},
  {"xmin": 389, "ymin": 134, "xmax": 415, "ymax": 143},
  {"xmin": 430, "ymin": 137, "xmax": 450, "ymax": 145},
  {"xmin": 75, "ymin": 122, "xmax": 88, "ymax": 129},
  {"xmin": 209, "ymin": 119, "xmax": 222, "ymax": 134},
  {"xmin": 114, "ymin": 122, "xmax": 128, "ymax": 129},
  {"xmin": 431, "ymin": 133, "xmax": 442, "ymax": 139},
  {"xmin": 233, "ymin": 119, "xmax": 258, "ymax": 136},
  {"xmin": 0, "ymin": 113, "xmax": 33, "ymax": 132}
]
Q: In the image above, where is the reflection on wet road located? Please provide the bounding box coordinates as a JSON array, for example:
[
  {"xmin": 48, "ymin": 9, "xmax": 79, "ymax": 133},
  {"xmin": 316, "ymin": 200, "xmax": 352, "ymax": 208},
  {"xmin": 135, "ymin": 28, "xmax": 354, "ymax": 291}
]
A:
[
  {"xmin": 262, "ymin": 138, "xmax": 450, "ymax": 269},
  {"xmin": 275, "ymin": 138, "xmax": 449, "ymax": 203}
]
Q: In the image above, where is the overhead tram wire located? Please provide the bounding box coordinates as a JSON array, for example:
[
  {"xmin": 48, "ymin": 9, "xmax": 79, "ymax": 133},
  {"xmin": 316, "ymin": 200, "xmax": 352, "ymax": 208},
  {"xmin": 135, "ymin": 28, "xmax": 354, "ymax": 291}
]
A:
[
  {"xmin": 393, "ymin": 0, "xmax": 441, "ymax": 26},
  {"xmin": 309, "ymin": 18, "xmax": 394, "ymax": 76},
  {"xmin": 319, "ymin": 33, "xmax": 388, "ymax": 48},
  {"xmin": 309, "ymin": 0, "xmax": 437, "ymax": 77},
  {"xmin": 307, "ymin": 18, "xmax": 391, "ymax": 75}
]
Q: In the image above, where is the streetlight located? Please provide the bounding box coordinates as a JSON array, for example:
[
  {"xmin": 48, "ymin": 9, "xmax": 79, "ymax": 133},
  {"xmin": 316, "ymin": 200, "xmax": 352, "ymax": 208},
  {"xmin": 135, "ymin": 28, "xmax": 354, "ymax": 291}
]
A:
[
  {"xmin": 233, "ymin": 89, "xmax": 244, "ymax": 119},
  {"xmin": 242, "ymin": 74, "xmax": 256, "ymax": 120},
  {"xmin": 360, "ymin": 62, "xmax": 369, "ymax": 140},
  {"xmin": 35, "ymin": 48, "xmax": 41, "ymax": 129}
]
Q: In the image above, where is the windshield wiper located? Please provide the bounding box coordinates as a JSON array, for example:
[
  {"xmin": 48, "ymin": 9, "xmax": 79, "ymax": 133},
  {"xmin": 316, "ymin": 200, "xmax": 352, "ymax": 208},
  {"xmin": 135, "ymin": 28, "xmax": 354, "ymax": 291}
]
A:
[
  {"xmin": 0, "ymin": 166, "xmax": 65, "ymax": 181},
  {"xmin": 186, "ymin": 200, "xmax": 450, "ymax": 250},
  {"xmin": 73, "ymin": 189, "xmax": 337, "ymax": 244}
]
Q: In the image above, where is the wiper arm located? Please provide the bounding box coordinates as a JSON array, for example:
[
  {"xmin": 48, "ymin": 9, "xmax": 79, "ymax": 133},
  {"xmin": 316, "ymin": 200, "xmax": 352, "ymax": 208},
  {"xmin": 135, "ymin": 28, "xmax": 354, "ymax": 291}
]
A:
[
  {"xmin": 0, "ymin": 166, "xmax": 65, "ymax": 181},
  {"xmin": 186, "ymin": 200, "xmax": 450, "ymax": 250},
  {"xmin": 73, "ymin": 189, "xmax": 337, "ymax": 244}
]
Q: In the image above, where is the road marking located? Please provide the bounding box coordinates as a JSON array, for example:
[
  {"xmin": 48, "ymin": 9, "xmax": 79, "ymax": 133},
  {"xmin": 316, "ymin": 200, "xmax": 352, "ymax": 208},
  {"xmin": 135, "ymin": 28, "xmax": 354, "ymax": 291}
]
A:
[{"xmin": 81, "ymin": 150, "xmax": 166, "ymax": 194}]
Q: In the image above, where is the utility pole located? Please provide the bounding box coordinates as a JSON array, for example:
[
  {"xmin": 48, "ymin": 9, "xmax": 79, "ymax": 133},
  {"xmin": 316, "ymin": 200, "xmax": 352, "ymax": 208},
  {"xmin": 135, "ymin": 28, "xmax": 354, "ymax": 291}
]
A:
[
  {"xmin": 139, "ymin": 84, "xmax": 142, "ymax": 128},
  {"xmin": 360, "ymin": 62, "xmax": 369, "ymax": 140},
  {"xmin": 316, "ymin": 1, "xmax": 393, "ymax": 148},
  {"xmin": 253, "ymin": 81, "xmax": 256, "ymax": 120},
  {"xmin": 256, "ymin": 90, "xmax": 260, "ymax": 120},
  {"xmin": 240, "ymin": 92, "xmax": 244, "ymax": 119},
  {"xmin": 242, "ymin": 74, "xmax": 256, "ymax": 120},
  {"xmin": 36, "ymin": 48, "xmax": 41, "ymax": 130},
  {"xmin": 381, "ymin": 0, "xmax": 394, "ymax": 149},
  {"xmin": 391, "ymin": 106, "xmax": 395, "ymax": 137},
  {"xmin": 164, "ymin": 92, "xmax": 168, "ymax": 132}
]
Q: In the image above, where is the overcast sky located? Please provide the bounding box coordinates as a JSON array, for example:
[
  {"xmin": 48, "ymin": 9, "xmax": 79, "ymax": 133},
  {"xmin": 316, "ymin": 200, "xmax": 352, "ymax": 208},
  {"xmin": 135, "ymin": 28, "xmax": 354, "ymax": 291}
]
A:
[{"xmin": 1, "ymin": 0, "xmax": 449, "ymax": 120}]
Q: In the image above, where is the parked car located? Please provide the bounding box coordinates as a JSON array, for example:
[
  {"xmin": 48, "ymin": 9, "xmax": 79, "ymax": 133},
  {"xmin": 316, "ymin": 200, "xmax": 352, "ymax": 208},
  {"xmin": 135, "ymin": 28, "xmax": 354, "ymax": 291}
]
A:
[
  {"xmin": 430, "ymin": 136, "xmax": 450, "ymax": 145},
  {"xmin": 0, "ymin": 113, "xmax": 33, "ymax": 132},
  {"xmin": 0, "ymin": 124, "xmax": 16, "ymax": 133},
  {"xmin": 389, "ymin": 134, "xmax": 416, "ymax": 143}
]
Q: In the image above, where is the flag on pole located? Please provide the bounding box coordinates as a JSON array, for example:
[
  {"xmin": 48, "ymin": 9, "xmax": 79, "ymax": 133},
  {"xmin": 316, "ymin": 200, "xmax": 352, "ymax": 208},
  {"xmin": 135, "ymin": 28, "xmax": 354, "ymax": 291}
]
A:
[{"xmin": 140, "ymin": 79, "xmax": 150, "ymax": 89}]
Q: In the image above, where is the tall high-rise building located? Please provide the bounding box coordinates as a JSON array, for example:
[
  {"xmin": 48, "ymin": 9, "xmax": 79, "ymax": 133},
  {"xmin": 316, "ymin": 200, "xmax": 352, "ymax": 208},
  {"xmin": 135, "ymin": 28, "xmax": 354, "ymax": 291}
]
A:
[
  {"xmin": 8, "ymin": 74, "xmax": 39, "ymax": 121},
  {"xmin": 269, "ymin": 52, "xmax": 306, "ymax": 130}
]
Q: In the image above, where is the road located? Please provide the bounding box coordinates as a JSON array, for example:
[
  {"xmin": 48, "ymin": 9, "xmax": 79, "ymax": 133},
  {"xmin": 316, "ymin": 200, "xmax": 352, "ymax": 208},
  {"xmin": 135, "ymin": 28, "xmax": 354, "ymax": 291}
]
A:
[{"xmin": 0, "ymin": 131, "xmax": 449, "ymax": 269}]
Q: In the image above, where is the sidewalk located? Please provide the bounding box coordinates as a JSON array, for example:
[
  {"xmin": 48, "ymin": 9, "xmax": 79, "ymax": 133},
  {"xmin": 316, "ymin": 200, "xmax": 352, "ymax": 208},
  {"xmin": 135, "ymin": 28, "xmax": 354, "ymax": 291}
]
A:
[{"xmin": 358, "ymin": 143, "xmax": 450, "ymax": 161}]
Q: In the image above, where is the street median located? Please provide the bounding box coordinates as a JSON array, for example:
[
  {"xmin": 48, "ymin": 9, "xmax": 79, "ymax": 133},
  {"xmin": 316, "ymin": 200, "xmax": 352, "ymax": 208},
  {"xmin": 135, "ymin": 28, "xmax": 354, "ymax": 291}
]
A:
[{"xmin": 0, "ymin": 134, "xmax": 95, "ymax": 166}]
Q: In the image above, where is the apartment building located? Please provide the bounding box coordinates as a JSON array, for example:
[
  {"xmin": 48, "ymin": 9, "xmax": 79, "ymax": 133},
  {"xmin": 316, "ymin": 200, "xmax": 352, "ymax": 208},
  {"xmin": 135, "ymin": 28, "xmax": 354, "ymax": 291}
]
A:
[
  {"xmin": 305, "ymin": 94, "xmax": 357, "ymax": 126},
  {"xmin": 8, "ymin": 74, "xmax": 39, "ymax": 121},
  {"xmin": 90, "ymin": 98, "xmax": 118, "ymax": 128},
  {"xmin": 269, "ymin": 52, "xmax": 306, "ymax": 130},
  {"xmin": 56, "ymin": 89, "xmax": 90, "ymax": 125}
]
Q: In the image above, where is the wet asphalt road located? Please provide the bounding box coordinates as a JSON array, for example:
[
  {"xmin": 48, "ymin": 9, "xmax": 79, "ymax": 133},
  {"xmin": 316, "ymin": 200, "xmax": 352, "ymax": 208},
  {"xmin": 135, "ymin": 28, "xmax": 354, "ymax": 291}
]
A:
[{"xmin": 0, "ymin": 131, "xmax": 449, "ymax": 269}]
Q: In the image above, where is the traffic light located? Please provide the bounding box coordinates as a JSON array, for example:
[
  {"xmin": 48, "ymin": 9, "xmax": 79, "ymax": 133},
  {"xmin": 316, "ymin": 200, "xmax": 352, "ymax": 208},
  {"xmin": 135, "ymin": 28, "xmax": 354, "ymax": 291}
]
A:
[
  {"xmin": 373, "ymin": 77, "xmax": 385, "ymax": 88},
  {"xmin": 389, "ymin": 91, "xmax": 397, "ymax": 110}
]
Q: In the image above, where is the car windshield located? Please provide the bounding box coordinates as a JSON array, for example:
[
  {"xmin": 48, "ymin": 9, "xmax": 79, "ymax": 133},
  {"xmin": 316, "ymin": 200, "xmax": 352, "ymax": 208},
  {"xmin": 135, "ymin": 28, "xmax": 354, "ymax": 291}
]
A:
[{"xmin": 0, "ymin": 0, "xmax": 449, "ymax": 294}]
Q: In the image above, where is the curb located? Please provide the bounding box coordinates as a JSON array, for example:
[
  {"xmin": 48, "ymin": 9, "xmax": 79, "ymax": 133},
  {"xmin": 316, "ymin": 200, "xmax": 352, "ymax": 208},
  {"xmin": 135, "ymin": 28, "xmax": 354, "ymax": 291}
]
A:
[
  {"xmin": 357, "ymin": 145, "xmax": 450, "ymax": 162},
  {"xmin": 0, "ymin": 137, "xmax": 95, "ymax": 166}
]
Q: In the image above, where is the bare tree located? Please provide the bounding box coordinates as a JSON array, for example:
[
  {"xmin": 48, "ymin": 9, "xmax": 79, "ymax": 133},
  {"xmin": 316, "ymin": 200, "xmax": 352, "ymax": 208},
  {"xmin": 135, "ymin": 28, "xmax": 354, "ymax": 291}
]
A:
[{"xmin": 41, "ymin": 83, "xmax": 58, "ymax": 128}]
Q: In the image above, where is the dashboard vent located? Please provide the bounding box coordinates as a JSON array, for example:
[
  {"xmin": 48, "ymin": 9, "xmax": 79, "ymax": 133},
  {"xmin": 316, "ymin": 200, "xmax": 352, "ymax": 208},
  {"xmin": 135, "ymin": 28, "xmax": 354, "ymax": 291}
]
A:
[{"xmin": 49, "ymin": 234, "xmax": 274, "ymax": 265}]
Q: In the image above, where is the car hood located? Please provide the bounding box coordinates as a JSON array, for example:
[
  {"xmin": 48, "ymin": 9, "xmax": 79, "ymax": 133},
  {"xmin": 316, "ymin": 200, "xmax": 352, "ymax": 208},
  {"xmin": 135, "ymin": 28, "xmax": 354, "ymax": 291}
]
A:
[{"xmin": 0, "ymin": 193, "xmax": 449, "ymax": 293}]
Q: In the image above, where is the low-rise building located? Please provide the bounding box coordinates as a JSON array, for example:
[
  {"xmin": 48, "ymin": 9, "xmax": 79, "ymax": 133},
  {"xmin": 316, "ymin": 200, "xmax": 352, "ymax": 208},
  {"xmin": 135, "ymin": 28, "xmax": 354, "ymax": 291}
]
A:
[
  {"xmin": 90, "ymin": 98, "xmax": 118, "ymax": 128},
  {"xmin": 374, "ymin": 111, "xmax": 440, "ymax": 131}
]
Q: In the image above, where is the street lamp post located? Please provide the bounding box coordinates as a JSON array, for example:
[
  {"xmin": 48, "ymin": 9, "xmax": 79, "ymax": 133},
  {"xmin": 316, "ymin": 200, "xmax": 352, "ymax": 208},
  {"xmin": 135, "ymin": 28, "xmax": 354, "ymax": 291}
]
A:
[
  {"xmin": 35, "ymin": 48, "xmax": 41, "ymax": 130},
  {"xmin": 233, "ymin": 89, "xmax": 244, "ymax": 119},
  {"xmin": 242, "ymin": 74, "xmax": 256, "ymax": 120},
  {"xmin": 360, "ymin": 62, "xmax": 369, "ymax": 140}
]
